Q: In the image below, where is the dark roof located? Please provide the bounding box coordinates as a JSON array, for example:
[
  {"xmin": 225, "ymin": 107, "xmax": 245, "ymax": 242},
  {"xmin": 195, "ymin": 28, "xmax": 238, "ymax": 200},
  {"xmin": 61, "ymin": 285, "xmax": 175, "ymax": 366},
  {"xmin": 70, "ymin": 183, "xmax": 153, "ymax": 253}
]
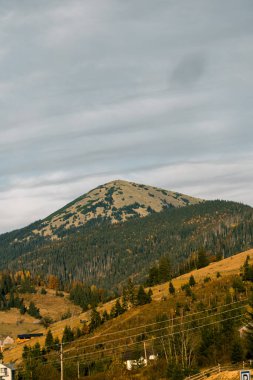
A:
[{"xmin": 17, "ymin": 333, "xmax": 43, "ymax": 339}]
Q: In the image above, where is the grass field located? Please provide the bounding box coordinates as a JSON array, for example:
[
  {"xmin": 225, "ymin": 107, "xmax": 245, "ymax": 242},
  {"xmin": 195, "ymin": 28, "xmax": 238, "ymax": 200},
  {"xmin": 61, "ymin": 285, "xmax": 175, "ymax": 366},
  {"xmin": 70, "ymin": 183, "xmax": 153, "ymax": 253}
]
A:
[
  {"xmin": 151, "ymin": 248, "xmax": 253, "ymax": 301},
  {"xmin": 22, "ymin": 288, "xmax": 81, "ymax": 320},
  {"xmin": 2, "ymin": 248, "xmax": 253, "ymax": 364},
  {"xmin": 0, "ymin": 309, "xmax": 38, "ymax": 338}
]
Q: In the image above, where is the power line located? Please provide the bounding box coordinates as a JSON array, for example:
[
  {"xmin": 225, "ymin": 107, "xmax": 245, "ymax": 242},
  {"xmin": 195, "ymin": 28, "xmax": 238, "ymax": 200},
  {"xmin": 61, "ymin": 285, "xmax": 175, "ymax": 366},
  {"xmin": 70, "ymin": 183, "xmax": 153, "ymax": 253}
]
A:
[
  {"xmin": 33, "ymin": 297, "xmax": 249, "ymax": 350},
  {"xmin": 55, "ymin": 313, "xmax": 245, "ymax": 363},
  {"xmin": 64, "ymin": 304, "xmax": 246, "ymax": 354},
  {"xmin": 6, "ymin": 298, "xmax": 247, "ymax": 361},
  {"xmin": 15, "ymin": 312, "xmax": 244, "ymax": 376}
]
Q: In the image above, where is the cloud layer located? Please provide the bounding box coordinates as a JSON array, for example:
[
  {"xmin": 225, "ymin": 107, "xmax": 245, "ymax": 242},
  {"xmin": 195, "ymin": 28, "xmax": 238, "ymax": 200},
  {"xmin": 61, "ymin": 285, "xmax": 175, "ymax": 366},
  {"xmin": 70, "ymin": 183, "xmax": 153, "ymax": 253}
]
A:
[{"xmin": 0, "ymin": 0, "xmax": 253, "ymax": 232}]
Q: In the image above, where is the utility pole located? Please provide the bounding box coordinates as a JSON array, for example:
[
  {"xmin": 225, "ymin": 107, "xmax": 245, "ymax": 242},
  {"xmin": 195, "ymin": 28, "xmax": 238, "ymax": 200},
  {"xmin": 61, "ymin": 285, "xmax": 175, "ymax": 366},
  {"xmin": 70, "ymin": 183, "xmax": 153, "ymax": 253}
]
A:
[
  {"xmin": 60, "ymin": 343, "xmax": 64, "ymax": 380},
  {"xmin": 144, "ymin": 341, "xmax": 147, "ymax": 366},
  {"xmin": 77, "ymin": 361, "xmax": 80, "ymax": 379},
  {"xmin": 161, "ymin": 337, "xmax": 168, "ymax": 363}
]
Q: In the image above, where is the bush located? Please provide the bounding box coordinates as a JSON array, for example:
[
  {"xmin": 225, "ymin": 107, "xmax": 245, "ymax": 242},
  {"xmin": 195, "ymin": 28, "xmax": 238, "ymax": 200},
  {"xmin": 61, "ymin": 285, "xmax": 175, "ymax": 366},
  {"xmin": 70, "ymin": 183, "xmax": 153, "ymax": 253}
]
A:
[
  {"xmin": 40, "ymin": 315, "xmax": 53, "ymax": 328},
  {"xmin": 61, "ymin": 310, "xmax": 72, "ymax": 320}
]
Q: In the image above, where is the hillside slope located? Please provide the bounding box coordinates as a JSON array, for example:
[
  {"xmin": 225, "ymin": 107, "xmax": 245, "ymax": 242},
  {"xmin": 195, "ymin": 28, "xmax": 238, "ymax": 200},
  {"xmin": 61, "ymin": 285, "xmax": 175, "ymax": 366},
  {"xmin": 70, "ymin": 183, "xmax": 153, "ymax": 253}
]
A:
[
  {"xmin": 1, "ymin": 199, "xmax": 253, "ymax": 289},
  {"xmin": 4, "ymin": 249, "xmax": 253, "ymax": 367},
  {"xmin": 20, "ymin": 180, "xmax": 202, "ymax": 240}
]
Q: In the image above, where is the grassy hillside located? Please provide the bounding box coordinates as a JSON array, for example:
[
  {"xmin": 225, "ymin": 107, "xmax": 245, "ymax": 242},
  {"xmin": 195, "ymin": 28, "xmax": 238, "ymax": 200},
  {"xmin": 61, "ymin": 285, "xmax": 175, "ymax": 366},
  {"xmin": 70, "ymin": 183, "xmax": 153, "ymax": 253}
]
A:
[
  {"xmin": 0, "ymin": 289, "xmax": 81, "ymax": 340},
  {"xmin": 3, "ymin": 249, "xmax": 253, "ymax": 368}
]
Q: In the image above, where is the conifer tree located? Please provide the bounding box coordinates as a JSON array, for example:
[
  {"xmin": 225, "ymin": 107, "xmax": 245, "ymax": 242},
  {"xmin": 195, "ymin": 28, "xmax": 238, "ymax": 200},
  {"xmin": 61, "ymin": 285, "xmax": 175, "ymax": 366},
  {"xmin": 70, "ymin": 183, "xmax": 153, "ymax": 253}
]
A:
[
  {"xmin": 147, "ymin": 266, "xmax": 159, "ymax": 286},
  {"xmin": 89, "ymin": 308, "xmax": 102, "ymax": 332},
  {"xmin": 189, "ymin": 275, "xmax": 196, "ymax": 287},
  {"xmin": 114, "ymin": 299, "xmax": 124, "ymax": 316},
  {"xmin": 169, "ymin": 281, "xmax": 175, "ymax": 295},
  {"xmin": 45, "ymin": 329, "xmax": 54, "ymax": 352},
  {"xmin": 127, "ymin": 278, "xmax": 135, "ymax": 305},
  {"xmin": 19, "ymin": 301, "xmax": 26, "ymax": 315},
  {"xmin": 62, "ymin": 325, "xmax": 74, "ymax": 344},
  {"xmin": 243, "ymin": 256, "xmax": 253, "ymax": 281},
  {"xmin": 197, "ymin": 248, "xmax": 209, "ymax": 269},
  {"xmin": 245, "ymin": 292, "xmax": 253, "ymax": 358},
  {"xmin": 158, "ymin": 256, "xmax": 171, "ymax": 283},
  {"xmin": 53, "ymin": 336, "xmax": 60, "ymax": 351},
  {"xmin": 28, "ymin": 301, "xmax": 41, "ymax": 319},
  {"xmin": 231, "ymin": 340, "xmax": 244, "ymax": 363},
  {"xmin": 136, "ymin": 285, "xmax": 151, "ymax": 305}
]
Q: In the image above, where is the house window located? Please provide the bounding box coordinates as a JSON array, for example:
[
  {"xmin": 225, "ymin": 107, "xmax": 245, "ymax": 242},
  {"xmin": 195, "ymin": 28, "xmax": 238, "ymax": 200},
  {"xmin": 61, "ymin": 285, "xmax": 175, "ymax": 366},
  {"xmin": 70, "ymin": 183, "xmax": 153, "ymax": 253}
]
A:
[{"xmin": 0, "ymin": 367, "xmax": 7, "ymax": 375}]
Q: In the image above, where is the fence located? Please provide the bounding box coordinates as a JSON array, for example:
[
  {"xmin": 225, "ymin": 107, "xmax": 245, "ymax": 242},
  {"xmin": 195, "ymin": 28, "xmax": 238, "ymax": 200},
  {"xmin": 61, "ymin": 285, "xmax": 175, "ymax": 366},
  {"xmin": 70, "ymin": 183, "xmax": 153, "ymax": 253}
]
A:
[{"xmin": 186, "ymin": 361, "xmax": 253, "ymax": 380}]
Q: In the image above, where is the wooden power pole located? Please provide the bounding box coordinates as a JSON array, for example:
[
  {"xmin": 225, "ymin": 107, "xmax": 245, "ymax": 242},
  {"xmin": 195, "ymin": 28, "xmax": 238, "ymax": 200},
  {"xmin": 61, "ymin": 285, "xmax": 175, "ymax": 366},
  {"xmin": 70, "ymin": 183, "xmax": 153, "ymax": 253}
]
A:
[
  {"xmin": 60, "ymin": 343, "xmax": 64, "ymax": 380},
  {"xmin": 144, "ymin": 341, "xmax": 147, "ymax": 365},
  {"xmin": 77, "ymin": 361, "xmax": 80, "ymax": 379}
]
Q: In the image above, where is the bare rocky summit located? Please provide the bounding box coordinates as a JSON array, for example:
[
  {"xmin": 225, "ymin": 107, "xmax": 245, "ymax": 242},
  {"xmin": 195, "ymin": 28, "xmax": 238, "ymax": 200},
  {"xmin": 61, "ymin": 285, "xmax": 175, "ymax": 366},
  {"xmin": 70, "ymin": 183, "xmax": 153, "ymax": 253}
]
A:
[{"xmin": 31, "ymin": 180, "xmax": 202, "ymax": 238}]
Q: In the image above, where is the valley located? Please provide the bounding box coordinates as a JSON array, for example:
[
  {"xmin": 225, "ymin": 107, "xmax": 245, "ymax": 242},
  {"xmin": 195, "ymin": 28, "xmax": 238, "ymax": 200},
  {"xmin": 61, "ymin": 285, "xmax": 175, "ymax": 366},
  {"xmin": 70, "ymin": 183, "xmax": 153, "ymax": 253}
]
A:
[
  {"xmin": 0, "ymin": 181, "xmax": 253, "ymax": 379},
  {"xmin": 1, "ymin": 249, "xmax": 253, "ymax": 375}
]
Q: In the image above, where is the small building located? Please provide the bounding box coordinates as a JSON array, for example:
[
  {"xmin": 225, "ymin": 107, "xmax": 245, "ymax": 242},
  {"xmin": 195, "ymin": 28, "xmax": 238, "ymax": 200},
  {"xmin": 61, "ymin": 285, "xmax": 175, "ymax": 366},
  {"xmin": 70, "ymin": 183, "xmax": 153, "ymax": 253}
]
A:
[
  {"xmin": 3, "ymin": 337, "xmax": 14, "ymax": 346},
  {"xmin": 0, "ymin": 337, "xmax": 14, "ymax": 353},
  {"xmin": 239, "ymin": 324, "xmax": 251, "ymax": 338},
  {"xmin": 0, "ymin": 362, "xmax": 15, "ymax": 380},
  {"xmin": 16, "ymin": 333, "xmax": 43, "ymax": 344},
  {"xmin": 123, "ymin": 349, "xmax": 158, "ymax": 370}
]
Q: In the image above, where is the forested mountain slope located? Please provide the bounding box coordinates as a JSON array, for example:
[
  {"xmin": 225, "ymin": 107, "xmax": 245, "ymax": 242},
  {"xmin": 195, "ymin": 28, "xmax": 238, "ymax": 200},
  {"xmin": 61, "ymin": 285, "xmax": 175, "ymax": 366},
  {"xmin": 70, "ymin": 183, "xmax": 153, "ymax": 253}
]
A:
[{"xmin": 1, "ymin": 198, "xmax": 253, "ymax": 289}]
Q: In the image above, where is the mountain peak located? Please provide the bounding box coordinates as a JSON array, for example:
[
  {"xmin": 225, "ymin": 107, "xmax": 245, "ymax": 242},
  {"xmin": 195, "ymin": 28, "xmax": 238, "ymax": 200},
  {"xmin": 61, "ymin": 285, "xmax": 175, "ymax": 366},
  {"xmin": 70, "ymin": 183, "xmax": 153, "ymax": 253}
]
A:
[{"xmin": 30, "ymin": 180, "xmax": 203, "ymax": 239}]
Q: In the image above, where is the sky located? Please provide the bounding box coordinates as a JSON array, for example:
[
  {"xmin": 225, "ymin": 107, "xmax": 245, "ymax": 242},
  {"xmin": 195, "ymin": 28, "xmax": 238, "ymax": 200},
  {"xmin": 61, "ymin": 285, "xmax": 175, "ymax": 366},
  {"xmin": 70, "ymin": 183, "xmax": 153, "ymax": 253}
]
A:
[{"xmin": 0, "ymin": 0, "xmax": 253, "ymax": 233}]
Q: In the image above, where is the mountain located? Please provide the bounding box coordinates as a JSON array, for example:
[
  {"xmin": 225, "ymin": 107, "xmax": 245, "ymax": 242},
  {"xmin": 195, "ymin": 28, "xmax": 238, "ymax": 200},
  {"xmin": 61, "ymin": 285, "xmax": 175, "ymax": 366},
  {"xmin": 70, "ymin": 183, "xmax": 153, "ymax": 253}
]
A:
[
  {"xmin": 0, "ymin": 179, "xmax": 252, "ymax": 289},
  {"xmin": 27, "ymin": 180, "xmax": 202, "ymax": 240}
]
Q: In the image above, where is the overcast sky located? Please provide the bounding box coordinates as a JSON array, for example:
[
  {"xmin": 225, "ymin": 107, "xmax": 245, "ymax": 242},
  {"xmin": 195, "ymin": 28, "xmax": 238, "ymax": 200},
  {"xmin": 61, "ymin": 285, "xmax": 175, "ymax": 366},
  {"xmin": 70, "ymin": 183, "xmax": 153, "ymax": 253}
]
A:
[{"xmin": 0, "ymin": 0, "xmax": 253, "ymax": 233}]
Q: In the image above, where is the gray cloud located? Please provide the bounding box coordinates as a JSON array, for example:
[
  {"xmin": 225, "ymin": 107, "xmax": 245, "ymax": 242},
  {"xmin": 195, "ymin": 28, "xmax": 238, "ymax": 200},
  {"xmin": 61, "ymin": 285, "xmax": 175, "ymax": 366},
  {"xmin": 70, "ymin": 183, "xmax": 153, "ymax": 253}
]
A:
[
  {"xmin": 170, "ymin": 53, "xmax": 207, "ymax": 87},
  {"xmin": 0, "ymin": 0, "xmax": 253, "ymax": 232}
]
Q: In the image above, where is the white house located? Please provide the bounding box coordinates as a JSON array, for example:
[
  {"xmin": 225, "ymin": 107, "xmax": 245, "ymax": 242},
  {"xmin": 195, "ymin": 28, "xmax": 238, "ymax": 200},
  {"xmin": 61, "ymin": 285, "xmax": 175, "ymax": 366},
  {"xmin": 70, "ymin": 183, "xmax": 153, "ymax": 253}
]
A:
[
  {"xmin": 123, "ymin": 349, "xmax": 158, "ymax": 370},
  {"xmin": 0, "ymin": 362, "xmax": 15, "ymax": 380},
  {"xmin": 3, "ymin": 337, "xmax": 14, "ymax": 347}
]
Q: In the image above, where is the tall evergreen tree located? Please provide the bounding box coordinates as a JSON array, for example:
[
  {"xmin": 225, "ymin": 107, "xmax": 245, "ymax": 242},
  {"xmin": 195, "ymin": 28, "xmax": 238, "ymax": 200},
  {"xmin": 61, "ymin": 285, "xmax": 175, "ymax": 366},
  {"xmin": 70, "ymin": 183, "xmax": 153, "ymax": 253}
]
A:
[
  {"xmin": 114, "ymin": 299, "xmax": 124, "ymax": 316},
  {"xmin": 243, "ymin": 256, "xmax": 253, "ymax": 281},
  {"xmin": 136, "ymin": 285, "xmax": 151, "ymax": 305},
  {"xmin": 28, "ymin": 301, "xmax": 41, "ymax": 319},
  {"xmin": 62, "ymin": 325, "xmax": 74, "ymax": 344},
  {"xmin": 231, "ymin": 340, "xmax": 244, "ymax": 363},
  {"xmin": 189, "ymin": 275, "xmax": 196, "ymax": 287},
  {"xmin": 197, "ymin": 248, "xmax": 209, "ymax": 269},
  {"xmin": 89, "ymin": 308, "xmax": 102, "ymax": 332},
  {"xmin": 245, "ymin": 292, "xmax": 253, "ymax": 358},
  {"xmin": 169, "ymin": 281, "xmax": 175, "ymax": 295},
  {"xmin": 158, "ymin": 256, "xmax": 171, "ymax": 283},
  {"xmin": 45, "ymin": 329, "xmax": 54, "ymax": 352}
]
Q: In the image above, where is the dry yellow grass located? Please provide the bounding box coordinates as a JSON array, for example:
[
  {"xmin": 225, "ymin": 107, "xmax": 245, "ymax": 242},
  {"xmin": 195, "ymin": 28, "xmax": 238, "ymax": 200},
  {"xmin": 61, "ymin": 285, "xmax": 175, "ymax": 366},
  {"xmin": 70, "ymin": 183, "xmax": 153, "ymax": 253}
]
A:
[
  {"xmin": 21, "ymin": 289, "xmax": 81, "ymax": 321},
  {"xmin": 151, "ymin": 248, "xmax": 253, "ymax": 301},
  {"xmin": 3, "ymin": 248, "xmax": 253, "ymax": 364},
  {"xmin": 3, "ymin": 300, "xmax": 117, "ymax": 363},
  {"xmin": 0, "ymin": 309, "xmax": 38, "ymax": 338},
  {"xmin": 209, "ymin": 369, "xmax": 252, "ymax": 380}
]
